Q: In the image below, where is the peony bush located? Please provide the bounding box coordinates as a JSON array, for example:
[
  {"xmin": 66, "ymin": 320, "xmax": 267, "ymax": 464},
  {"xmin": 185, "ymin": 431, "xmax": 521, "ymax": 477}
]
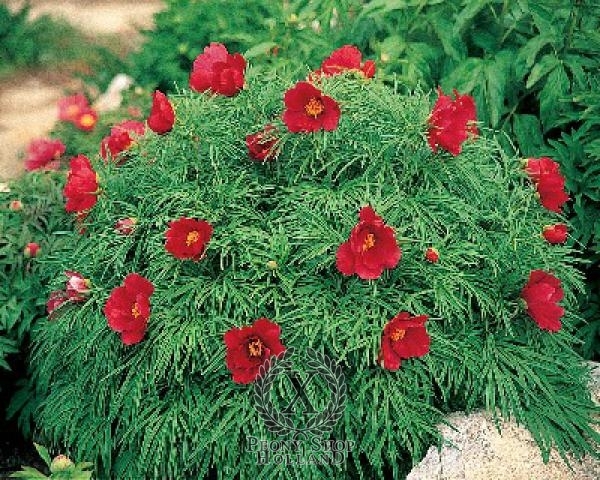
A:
[{"xmin": 25, "ymin": 46, "xmax": 599, "ymax": 478}]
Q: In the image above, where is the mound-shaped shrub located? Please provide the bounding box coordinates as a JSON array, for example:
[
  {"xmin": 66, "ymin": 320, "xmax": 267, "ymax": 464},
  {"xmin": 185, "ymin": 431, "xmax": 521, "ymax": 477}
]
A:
[{"xmin": 26, "ymin": 55, "xmax": 598, "ymax": 478}]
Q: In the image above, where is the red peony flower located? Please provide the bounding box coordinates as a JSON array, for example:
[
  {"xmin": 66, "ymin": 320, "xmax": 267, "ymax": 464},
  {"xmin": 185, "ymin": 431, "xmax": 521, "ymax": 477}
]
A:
[
  {"xmin": 100, "ymin": 120, "xmax": 145, "ymax": 161},
  {"xmin": 189, "ymin": 42, "xmax": 246, "ymax": 97},
  {"xmin": 104, "ymin": 273, "xmax": 154, "ymax": 345},
  {"xmin": 147, "ymin": 90, "xmax": 175, "ymax": 134},
  {"xmin": 428, "ymin": 88, "xmax": 478, "ymax": 156},
  {"xmin": 24, "ymin": 138, "xmax": 66, "ymax": 171},
  {"xmin": 535, "ymin": 172, "xmax": 569, "ymax": 213},
  {"xmin": 165, "ymin": 217, "xmax": 213, "ymax": 261},
  {"xmin": 57, "ymin": 93, "xmax": 89, "ymax": 122},
  {"xmin": 24, "ymin": 242, "xmax": 40, "ymax": 258},
  {"xmin": 65, "ymin": 270, "xmax": 91, "ymax": 301},
  {"xmin": 525, "ymin": 157, "xmax": 560, "ymax": 183},
  {"xmin": 223, "ymin": 318, "xmax": 286, "ymax": 384},
  {"xmin": 425, "ymin": 247, "xmax": 439, "ymax": 263},
  {"xmin": 9, "ymin": 200, "xmax": 23, "ymax": 211},
  {"xmin": 47, "ymin": 290, "xmax": 68, "ymax": 317},
  {"xmin": 378, "ymin": 312, "xmax": 430, "ymax": 371},
  {"xmin": 115, "ymin": 217, "xmax": 137, "ymax": 235},
  {"xmin": 73, "ymin": 108, "xmax": 98, "ymax": 132},
  {"xmin": 246, "ymin": 125, "xmax": 278, "ymax": 161},
  {"xmin": 283, "ymin": 81, "xmax": 341, "ymax": 133},
  {"xmin": 542, "ymin": 224, "xmax": 567, "ymax": 244},
  {"xmin": 63, "ymin": 155, "xmax": 99, "ymax": 213},
  {"xmin": 521, "ymin": 270, "xmax": 564, "ymax": 332},
  {"xmin": 336, "ymin": 206, "xmax": 401, "ymax": 280},
  {"xmin": 319, "ymin": 45, "xmax": 376, "ymax": 79}
]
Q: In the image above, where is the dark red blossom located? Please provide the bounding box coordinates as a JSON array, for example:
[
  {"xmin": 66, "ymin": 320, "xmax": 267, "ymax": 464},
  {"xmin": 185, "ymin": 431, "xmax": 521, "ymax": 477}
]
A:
[
  {"xmin": 63, "ymin": 155, "xmax": 99, "ymax": 213},
  {"xmin": 524, "ymin": 157, "xmax": 569, "ymax": 213},
  {"xmin": 246, "ymin": 125, "xmax": 278, "ymax": 161},
  {"xmin": 425, "ymin": 247, "xmax": 439, "ymax": 263},
  {"xmin": 100, "ymin": 120, "xmax": 145, "ymax": 161},
  {"xmin": 336, "ymin": 206, "xmax": 401, "ymax": 280},
  {"xmin": 104, "ymin": 273, "xmax": 154, "ymax": 345},
  {"xmin": 224, "ymin": 318, "xmax": 286, "ymax": 384},
  {"xmin": 428, "ymin": 88, "xmax": 478, "ymax": 156},
  {"xmin": 189, "ymin": 42, "xmax": 246, "ymax": 96},
  {"xmin": 165, "ymin": 217, "xmax": 213, "ymax": 261},
  {"xmin": 525, "ymin": 157, "xmax": 560, "ymax": 182},
  {"xmin": 378, "ymin": 312, "xmax": 430, "ymax": 371},
  {"xmin": 521, "ymin": 270, "xmax": 564, "ymax": 332},
  {"xmin": 23, "ymin": 242, "xmax": 40, "ymax": 258},
  {"xmin": 283, "ymin": 81, "xmax": 341, "ymax": 133},
  {"xmin": 47, "ymin": 290, "xmax": 68, "ymax": 317},
  {"xmin": 319, "ymin": 45, "xmax": 376, "ymax": 78},
  {"xmin": 147, "ymin": 90, "xmax": 175, "ymax": 134},
  {"xmin": 65, "ymin": 271, "xmax": 91, "ymax": 301},
  {"xmin": 57, "ymin": 93, "xmax": 89, "ymax": 122},
  {"xmin": 73, "ymin": 108, "xmax": 98, "ymax": 132},
  {"xmin": 24, "ymin": 138, "xmax": 66, "ymax": 171},
  {"xmin": 115, "ymin": 217, "xmax": 137, "ymax": 235},
  {"xmin": 543, "ymin": 224, "xmax": 567, "ymax": 244}
]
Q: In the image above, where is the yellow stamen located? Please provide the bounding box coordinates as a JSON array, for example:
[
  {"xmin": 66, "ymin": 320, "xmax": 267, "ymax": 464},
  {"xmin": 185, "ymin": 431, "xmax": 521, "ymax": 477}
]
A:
[
  {"xmin": 390, "ymin": 328, "xmax": 405, "ymax": 341},
  {"xmin": 247, "ymin": 338, "xmax": 264, "ymax": 358},
  {"xmin": 305, "ymin": 97, "xmax": 324, "ymax": 118},
  {"xmin": 131, "ymin": 303, "xmax": 141, "ymax": 318},
  {"xmin": 79, "ymin": 114, "xmax": 95, "ymax": 127},
  {"xmin": 362, "ymin": 233, "xmax": 376, "ymax": 251},
  {"xmin": 186, "ymin": 231, "xmax": 200, "ymax": 246}
]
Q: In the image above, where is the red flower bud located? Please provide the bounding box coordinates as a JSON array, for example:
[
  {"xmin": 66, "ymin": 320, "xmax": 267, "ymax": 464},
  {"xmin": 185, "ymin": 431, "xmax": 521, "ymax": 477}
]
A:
[
  {"xmin": 9, "ymin": 200, "xmax": 23, "ymax": 211},
  {"xmin": 24, "ymin": 242, "xmax": 40, "ymax": 258},
  {"xmin": 425, "ymin": 247, "xmax": 439, "ymax": 263},
  {"xmin": 115, "ymin": 217, "xmax": 137, "ymax": 235},
  {"xmin": 246, "ymin": 125, "xmax": 278, "ymax": 161},
  {"xmin": 542, "ymin": 224, "xmax": 567, "ymax": 244}
]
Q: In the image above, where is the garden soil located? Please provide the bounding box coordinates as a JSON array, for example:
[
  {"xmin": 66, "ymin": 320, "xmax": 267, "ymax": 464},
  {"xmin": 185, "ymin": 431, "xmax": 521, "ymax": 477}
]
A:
[{"xmin": 0, "ymin": 0, "xmax": 163, "ymax": 182}]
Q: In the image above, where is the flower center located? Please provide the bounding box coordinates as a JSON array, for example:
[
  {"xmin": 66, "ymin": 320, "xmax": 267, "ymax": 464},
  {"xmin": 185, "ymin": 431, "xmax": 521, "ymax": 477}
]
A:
[
  {"xmin": 131, "ymin": 302, "xmax": 141, "ymax": 319},
  {"xmin": 79, "ymin": 114, "xmax": 95, "ymax": 127},
  {"xmin": 247, "ymin": 337, "xmax": 264, "ymax": 358},
  {"xmin": 186, "ymin": 231, "xmax": 200, "ymax": 246},
  {"xmin": 390, "ymin": 328, "xmax": 406, "ymax": 341},
  {"xmin": 305, "ymin": 97, "xmax": 324, "ymax": 118},
  {"xmin": 362, "ymin": 233, "xmax": 376, "ymax": 251}
]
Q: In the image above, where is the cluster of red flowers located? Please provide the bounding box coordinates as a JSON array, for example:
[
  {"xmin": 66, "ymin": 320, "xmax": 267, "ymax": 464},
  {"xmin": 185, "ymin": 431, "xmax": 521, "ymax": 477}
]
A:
[
  {"xmin": 47, "ymin": 271, "xmax": 91, "ymax": 317},
  {"xmin": 100, "ymin": 120, "xmax": 145, "ymax": 161},
  {"xmin": 57, "ymin": 93, "xmax": 98, "ymax": 132},
  {"xmin": 189, "ymin": 43, "xmax": 246, "ymax": 97},
  {"xmin": 24, "ymin": 138, "xmax": 66, "ymax": 171},
  {"xmin": 44, "ymin": 43, "xmax": 572, "ymax": 386},
  {"xmin": 525, "ymin": 157, "xmax": 569, "ymax": 213}
]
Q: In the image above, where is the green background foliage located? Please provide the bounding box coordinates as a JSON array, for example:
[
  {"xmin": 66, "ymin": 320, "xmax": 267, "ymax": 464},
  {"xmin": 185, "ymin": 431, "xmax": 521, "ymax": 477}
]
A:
[{"xmin": 24, "ymin": 71, "xmax": 599, "ymax": 478}]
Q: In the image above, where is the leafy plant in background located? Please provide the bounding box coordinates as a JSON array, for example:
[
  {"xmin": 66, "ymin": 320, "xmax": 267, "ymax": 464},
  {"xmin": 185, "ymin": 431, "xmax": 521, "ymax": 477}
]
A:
[
  {"xmin": 21, "ymin": 50, "xmax": 599, "ymax": 478},
  {"xmin": 10, "ymin": 443, "xmax": 93, "ymax": 479},
  {"xmin": 0, "ymin": 173, "xmax": 71, "ymax": 435}
]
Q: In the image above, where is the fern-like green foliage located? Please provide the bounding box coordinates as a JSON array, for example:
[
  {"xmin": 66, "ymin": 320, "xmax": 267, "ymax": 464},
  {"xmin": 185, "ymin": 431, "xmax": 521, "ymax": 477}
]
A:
[{"xmin": 26, "ymin": 71, "xmax": 598, "ymax": 478}]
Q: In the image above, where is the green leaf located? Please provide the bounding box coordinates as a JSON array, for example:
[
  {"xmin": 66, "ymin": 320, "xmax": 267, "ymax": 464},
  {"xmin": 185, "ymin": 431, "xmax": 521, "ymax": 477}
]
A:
[
  {"xmin": 33, "ymin": 444, "xmax": 51, "ymax": 467},
  {"xmin": 525, "ymin": 53, "xmax": 559, "ymax": 89},
  {"xmin": 484, "ymin": 50, "xmax": 512, "ymax": 127},
  {"xmin": 453, "ymin": 0, "xmax": 489, "ymax": 36},
  {"xmin": 441, "ymin": 57, "xmax": 484, "ymax": 93},
  {"xmin": 539, "ymin": 63, "xmax": 570, "ymax": 130},
  {"xmin": 512, "ymin": 114, "xmax": 544, "ymax": 156},
  {"xmin": 243, "ymin": 42, "xmax": 276, "ymax": 59},
  {"xmin": 9, "ymin": 466, "xmax": 48, "ymax": 479}
]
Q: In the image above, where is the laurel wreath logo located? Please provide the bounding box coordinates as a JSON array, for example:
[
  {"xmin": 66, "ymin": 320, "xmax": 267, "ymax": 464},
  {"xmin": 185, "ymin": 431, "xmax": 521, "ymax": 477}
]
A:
[{"xmin": 253, "ymin": 347, "xmax": 346, "ymax": 438}]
